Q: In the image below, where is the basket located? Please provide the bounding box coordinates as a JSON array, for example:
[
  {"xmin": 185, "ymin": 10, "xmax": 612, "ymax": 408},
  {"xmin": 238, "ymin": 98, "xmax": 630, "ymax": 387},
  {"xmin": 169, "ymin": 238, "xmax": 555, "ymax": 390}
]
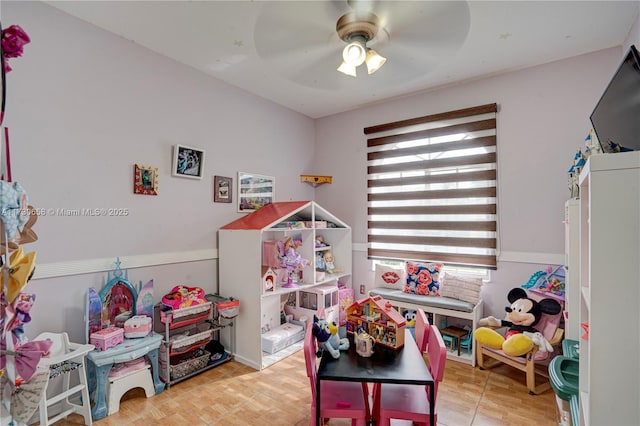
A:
[
  {"xmin": 160, "ymin": 301, "xmax": 213, "ymax": 329},
  {"xmin": 168, "ymin": 348, "xmax": 211, "ymax": 381},
  {"xmin": 217, "ymin": 299, "xmax": 240, "ymax": 325},
  {"xmin": 169, "ymin": 328, "xmax": 214, "ymax": 355}
]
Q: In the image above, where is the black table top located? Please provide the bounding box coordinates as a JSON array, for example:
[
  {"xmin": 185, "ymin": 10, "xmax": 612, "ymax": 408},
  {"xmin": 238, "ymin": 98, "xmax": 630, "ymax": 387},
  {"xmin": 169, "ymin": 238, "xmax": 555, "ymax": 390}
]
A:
[{"xmin": 317, "ymin": 329, "xmax": 433, "ymax": 385}]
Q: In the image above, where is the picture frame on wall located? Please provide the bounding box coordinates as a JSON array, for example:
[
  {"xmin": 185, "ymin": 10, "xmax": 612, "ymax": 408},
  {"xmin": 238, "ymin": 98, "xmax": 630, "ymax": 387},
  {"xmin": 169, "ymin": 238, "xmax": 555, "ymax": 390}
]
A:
[
  {"xmin": 134, "ymin": 164, "xmax": 158, "ymax": 195},
  {"xmin": 172, "ymin": 144, "xmax": 205, "ymax": 179},
  {"xmin": 237, "ymin": 172, "xmax": 275, "ymax": 213},
  {"xmin": 213, "ymin": 175, "xmax": 232, "ymax": 203}
]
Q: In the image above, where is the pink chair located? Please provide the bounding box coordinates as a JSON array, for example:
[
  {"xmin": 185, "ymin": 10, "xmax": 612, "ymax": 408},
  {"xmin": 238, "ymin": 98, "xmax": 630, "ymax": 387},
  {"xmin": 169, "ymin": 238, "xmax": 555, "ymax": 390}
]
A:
[
  {"xmin": 374, "ymin": 325, "xmax": 448, "ymax": 426},
  {"xmin": 303, "ymin": 322, "xmax": 370, "ymax": 426},
  {"xmin": 415, "ymin": 308, "xmax": 430, "ymax": 354}
]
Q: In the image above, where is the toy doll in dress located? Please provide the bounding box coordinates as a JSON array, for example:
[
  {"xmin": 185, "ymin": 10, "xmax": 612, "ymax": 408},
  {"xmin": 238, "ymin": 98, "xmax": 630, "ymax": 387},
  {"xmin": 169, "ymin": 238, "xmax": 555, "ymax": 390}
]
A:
[{"xmin": 277, "ymin": 236, "xmax": 310, "ymax": 288}]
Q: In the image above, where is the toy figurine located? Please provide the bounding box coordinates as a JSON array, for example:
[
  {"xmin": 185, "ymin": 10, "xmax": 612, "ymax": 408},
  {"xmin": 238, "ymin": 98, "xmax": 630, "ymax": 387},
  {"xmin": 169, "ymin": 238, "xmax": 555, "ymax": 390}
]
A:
[
  {"xmin": 312, "ymin": 315, "xmax": 349, "ymax": 359},
  {"xmin": 323, "ymin": 251, "xmax": 342, "ymax": 274},
  {"xmin": 277, "ymin": 236, "xmax": 310, "ymax": 288}
]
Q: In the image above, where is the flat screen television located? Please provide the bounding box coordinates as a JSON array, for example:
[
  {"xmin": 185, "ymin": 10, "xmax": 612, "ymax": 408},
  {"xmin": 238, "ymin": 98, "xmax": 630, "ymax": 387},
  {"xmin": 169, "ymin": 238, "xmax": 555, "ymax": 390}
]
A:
[{"xmin": 590, "ymin": 44, "xmax": 640, "ymax": 153}]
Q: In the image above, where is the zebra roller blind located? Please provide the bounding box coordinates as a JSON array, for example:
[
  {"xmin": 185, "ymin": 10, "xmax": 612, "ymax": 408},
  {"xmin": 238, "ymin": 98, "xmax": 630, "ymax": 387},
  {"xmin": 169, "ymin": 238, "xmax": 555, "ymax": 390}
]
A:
[{"xmin": 365, "ymin": 103, "xmax": 498, "ymax": 269}]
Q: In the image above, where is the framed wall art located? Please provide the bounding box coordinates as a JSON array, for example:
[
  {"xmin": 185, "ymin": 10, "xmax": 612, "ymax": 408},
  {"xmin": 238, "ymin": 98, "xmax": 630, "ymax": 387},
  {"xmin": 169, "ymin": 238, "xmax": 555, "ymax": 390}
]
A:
[
  {"xmin": 237, "ymin": 172, "xmax": 275, "ymax": 213},
  {"xmin": 134, "ymin": 164, "xmax": 158, "ymax": 195},
  {"xmin": 172, "ymin": 144, "xmax": 205, "ymax": 179},
  {"xmin": 214, "ymin": 175, "xmax": 232, "ymax": 203}
]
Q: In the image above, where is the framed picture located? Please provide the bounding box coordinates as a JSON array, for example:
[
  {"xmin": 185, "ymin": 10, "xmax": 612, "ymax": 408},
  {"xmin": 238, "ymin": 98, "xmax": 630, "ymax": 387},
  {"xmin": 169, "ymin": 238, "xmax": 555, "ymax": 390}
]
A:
[
  {"xmin": 134, "ymin": 164, "xmax": 158, "ymax": 195},
  {"xmin": 172, "ymin": 144, "xmax": 205, "ymax": 179},
  {"xmin": 214, "ymin": 175, "xmax": 232, "ymax": 203},
  {"xmin": 237, "ymin": 172, "xmax": 275, "ymax": 212}
]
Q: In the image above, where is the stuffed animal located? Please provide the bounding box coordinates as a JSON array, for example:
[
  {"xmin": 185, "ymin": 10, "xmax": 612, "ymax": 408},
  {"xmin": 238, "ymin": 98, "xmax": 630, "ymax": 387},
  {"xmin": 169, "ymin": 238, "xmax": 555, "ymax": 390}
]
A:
[
  {"xmin": 403, "ymin": 309, "xmax": 417, "ymax": 339},
  {"xmin": 474, "ymin": 287, "xmax": 561, "ymax": 357},
  {"xmin": 312, "ymin": 315, "xmax": 349, "ymax": 358}
]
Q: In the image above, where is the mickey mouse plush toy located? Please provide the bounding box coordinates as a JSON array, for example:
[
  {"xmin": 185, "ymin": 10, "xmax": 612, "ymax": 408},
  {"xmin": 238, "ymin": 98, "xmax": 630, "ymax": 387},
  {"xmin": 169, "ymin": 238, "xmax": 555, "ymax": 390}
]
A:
[{"xmin": 474, "ymin": 288, "xmax": 562, "ymax": 357}]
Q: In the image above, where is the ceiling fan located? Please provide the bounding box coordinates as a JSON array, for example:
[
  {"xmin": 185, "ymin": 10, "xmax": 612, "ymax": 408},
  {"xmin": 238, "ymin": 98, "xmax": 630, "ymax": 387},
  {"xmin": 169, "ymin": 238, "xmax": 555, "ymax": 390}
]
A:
[
  {"xmin": 254, "ymin": 1, "xmax": 471, "ymax": 88},
  {"xmin": 335, "ymin": 3, "xmax": 388, "ymax": 77}
]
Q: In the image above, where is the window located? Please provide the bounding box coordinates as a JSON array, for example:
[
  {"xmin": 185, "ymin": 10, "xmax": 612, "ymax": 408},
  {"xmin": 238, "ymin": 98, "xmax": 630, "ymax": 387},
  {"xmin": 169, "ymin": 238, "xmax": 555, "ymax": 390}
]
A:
[{"xmin": 365, "ymin": 103, "xmax": 498, "ymax": 269}]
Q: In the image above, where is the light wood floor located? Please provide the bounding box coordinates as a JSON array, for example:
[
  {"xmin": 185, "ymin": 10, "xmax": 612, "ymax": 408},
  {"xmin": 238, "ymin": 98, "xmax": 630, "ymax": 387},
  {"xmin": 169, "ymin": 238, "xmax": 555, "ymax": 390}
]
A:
[{"xmin": 52, "ymin": 350, "xmax": 560, "ymax": 426}]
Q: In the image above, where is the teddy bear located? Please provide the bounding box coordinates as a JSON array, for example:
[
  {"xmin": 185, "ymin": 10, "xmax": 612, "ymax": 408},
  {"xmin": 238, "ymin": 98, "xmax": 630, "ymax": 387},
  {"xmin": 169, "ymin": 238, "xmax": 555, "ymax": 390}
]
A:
[
  {"xmin": 312, "ymin": 315, "xmax": 349, "ymax": 358},
  {"xmin": 474, "ymin": 287, "xmax": 561, "ymax": 357}
]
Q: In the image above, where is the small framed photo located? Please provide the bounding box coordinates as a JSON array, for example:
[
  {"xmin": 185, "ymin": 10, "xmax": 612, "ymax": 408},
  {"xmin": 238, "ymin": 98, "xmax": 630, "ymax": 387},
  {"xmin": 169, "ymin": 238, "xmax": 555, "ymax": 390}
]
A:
[
  {"xmin": 134, "ymin": 164, "xmax": 158, "ymax": 195},
  {"xmin": 172, "ymin": 144, "xmax": 205, "ymax": 179},
  {"xmin": 214, "ymin": 175, "xmax": 232, "ymax": 203},
  {"xmin": 238, "ymin": 172, "xmax": 275, "ymax": 213}
]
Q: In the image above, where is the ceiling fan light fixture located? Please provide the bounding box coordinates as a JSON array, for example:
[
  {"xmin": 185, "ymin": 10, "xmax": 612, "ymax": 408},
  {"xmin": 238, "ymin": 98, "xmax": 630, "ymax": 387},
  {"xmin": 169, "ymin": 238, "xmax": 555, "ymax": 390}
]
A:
[
  {"xmin": 342, "ymin": 39, "xmax": 366, "ymax": 66},
  {"xmin": 337, "ymin": 61, "xmax": 358, "ymax": 77},
  {"xmin": 365, "ymin": 48, "xmax": 386, "ymax": 74}
]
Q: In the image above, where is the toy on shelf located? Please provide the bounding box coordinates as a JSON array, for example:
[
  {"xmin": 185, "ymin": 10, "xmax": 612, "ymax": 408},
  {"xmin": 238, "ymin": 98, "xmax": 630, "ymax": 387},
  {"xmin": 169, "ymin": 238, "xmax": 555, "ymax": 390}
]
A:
[
  {"xmin": 567, "ymin": 129, "xmax": 603, "ymax": 199},
  {"xmin": 276, "ymin": 235, "xmax": 310, "ymax": 288},
  {"xmin": 322, "ymin": 251, "xmax": 342, "ymax": 274},
  {"xmin": 403, "ymin": 309, "xmax": 417, "ymax": 339}
]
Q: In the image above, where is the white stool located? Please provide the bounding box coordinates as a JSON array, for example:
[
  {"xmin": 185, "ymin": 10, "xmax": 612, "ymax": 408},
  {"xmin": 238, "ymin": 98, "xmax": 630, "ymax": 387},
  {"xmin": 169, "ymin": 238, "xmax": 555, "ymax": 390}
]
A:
[{"xmin": 107, "ymin": 365, "xmax": 154, "ymax": 415}]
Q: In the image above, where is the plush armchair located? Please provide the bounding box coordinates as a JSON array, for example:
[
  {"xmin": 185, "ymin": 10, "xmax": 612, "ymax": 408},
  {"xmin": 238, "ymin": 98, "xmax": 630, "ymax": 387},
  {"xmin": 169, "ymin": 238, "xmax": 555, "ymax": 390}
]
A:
[{"xmin": 476, "ymin": 307, "xmax": 564, "ymax": 395}]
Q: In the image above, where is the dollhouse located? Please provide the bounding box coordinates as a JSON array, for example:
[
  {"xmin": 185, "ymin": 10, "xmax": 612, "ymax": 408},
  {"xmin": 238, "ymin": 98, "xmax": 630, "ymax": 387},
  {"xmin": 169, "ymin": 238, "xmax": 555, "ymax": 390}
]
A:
[{"xmin": 345, "ymin": 295, "xmax": 406, "ymax": 350}]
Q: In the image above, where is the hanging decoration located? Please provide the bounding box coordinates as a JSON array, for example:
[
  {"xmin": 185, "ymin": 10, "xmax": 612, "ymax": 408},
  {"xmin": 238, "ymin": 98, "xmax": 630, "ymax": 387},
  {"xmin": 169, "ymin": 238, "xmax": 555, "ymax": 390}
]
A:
[{"xmin": 0, "ymin": 21, "xmax": 51, "ymax": 424}]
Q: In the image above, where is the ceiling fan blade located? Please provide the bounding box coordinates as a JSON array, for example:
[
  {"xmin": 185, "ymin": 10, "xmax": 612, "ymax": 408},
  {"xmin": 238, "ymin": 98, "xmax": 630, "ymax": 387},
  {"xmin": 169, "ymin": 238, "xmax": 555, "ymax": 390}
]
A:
[
  {"xmin": 254, "ymin": 1, "xmax": 344, "ymax": 60},
  {"xmin": 371, "ymin": 1, "xmax": 470, "ymax": 56}
]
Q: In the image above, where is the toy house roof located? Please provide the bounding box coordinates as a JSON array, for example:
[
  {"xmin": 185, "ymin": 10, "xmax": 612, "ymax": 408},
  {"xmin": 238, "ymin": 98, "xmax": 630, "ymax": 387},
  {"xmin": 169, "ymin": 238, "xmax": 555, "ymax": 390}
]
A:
[
  {"xmin": 347, "ymin": 296, "xmax": 406, "ymax": 327},
  {"xmin": 220, "ymin": 201, "xmax": 349, "ymax": 231}
]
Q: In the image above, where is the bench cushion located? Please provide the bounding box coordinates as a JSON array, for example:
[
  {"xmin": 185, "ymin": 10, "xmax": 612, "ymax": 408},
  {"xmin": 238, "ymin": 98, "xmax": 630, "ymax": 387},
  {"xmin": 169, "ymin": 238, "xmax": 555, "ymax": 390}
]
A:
[{"xmin": 369, "ymin": 287, "xmax": 476, "ymax": 313}]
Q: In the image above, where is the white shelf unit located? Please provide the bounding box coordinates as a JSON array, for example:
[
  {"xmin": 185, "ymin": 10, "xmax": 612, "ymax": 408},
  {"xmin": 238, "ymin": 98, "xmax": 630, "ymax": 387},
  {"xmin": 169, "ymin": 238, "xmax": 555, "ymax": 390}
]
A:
[
  {"xmin": 564, "ymin": 198, "xmax": 580, "ymax": 341},
  {"xmin": 578, "ymin": 152, "xmax": 640, "ymax": 426},
  {"xmin": 218, "ymin": 201, "xmax": 352, "ymax": 370}
]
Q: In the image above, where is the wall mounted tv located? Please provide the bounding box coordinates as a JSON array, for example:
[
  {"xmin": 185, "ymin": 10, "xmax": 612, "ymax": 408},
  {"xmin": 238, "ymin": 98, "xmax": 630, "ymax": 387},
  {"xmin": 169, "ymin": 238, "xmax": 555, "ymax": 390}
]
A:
[{"xmin": 590, "ymin": 44, "xmax": 640, "ymax": 153}]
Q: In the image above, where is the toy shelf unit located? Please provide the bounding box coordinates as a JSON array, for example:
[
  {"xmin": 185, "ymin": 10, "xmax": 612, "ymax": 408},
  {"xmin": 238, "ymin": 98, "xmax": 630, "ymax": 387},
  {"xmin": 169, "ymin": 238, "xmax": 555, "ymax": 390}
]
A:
[
  {"xmin": 219, "ymin": 201, "xmax": 352, "ymax": 370},
  {"xmin": 154, "ymin": 294, "xmax": 236, "ymax": 388},
  {"xmin": 577, "ymin": 152, "xmax": 640, "ymax": 426}
]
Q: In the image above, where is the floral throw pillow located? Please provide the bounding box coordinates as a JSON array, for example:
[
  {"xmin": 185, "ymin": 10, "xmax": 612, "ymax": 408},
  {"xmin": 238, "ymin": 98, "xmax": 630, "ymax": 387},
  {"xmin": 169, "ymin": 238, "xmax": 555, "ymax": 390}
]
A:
[{"xmin": 404, "ymin": 262, "xmax": 443, "ymax": 296}]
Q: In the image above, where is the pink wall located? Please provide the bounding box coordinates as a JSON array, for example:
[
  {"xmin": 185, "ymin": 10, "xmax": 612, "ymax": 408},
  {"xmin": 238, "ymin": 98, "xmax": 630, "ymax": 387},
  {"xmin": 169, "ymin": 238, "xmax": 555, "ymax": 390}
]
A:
[
  {"xmin": 314, "ymin": 47, "xmax": 624, "ymax": 317},
  {"xmin": 3, "ymin": 1, "xmax": 316, "ymax": 338},
  {"xmin": 3, "ymin": 1, "xmax": 639, "ymax": 337}
]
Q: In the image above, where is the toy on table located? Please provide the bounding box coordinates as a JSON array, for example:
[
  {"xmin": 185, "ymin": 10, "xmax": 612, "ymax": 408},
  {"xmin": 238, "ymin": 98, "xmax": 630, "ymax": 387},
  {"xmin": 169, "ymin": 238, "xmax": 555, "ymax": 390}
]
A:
[
  {"xmin": 277, "ymin": 236, "xmax": 310, "ymax": 288},
  {"xmin": 312, "ymin": 315, "xmax": 349, "ymax": 359},
  {"xmin": 474, "ymin": 288, "xmax": 562, "ymax": 356}
]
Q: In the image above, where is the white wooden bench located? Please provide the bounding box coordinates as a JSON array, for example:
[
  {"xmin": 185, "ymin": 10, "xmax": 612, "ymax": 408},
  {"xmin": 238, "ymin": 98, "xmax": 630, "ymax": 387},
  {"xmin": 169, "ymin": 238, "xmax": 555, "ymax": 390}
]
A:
[{"xmin": 369, "ymin": 287, "xmax": 483, "ymax": 366}]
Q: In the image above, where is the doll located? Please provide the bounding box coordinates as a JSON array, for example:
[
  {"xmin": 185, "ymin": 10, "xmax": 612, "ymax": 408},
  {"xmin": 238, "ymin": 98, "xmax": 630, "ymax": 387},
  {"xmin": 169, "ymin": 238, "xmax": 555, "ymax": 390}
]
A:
[
  {"xmin": 323, "ymin": 251, "xmax": 342, "ymax": 274},
  {"xmin": 277, "ymin": 236, "xmax": 310, "ymax": 288}
]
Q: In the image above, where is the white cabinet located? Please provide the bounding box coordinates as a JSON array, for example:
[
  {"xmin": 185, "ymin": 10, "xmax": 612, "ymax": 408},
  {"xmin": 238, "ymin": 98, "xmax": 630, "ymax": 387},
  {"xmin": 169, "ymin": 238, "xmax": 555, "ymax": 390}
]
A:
[
  {"xmin": 578, "ymin": 152, "xmax": 640, "ymax": 425},
  {"xmin": 564, "ymin": 198, "xmax": 580, "ymax": 341},
  {"xmin": 218, "ymin": 201, "xmax": 352, "ymax": 370}
]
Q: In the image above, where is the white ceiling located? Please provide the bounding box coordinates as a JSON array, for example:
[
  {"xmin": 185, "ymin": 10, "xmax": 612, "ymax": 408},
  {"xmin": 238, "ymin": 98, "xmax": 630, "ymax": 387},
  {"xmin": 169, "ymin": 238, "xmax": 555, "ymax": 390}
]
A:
[{"xmin": 44, "ymin": 1, "xmax": 639, "ymax": 119}]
